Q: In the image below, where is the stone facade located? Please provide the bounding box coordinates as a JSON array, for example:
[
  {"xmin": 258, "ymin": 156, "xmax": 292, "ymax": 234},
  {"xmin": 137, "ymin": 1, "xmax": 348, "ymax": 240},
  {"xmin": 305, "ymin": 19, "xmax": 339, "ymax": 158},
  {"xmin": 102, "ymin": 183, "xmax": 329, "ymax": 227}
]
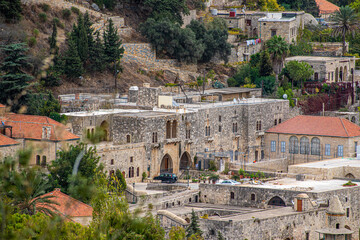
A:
[
  {"xmin": 285, "ymin": 56, "xmax": 356, "ymax": 82},
  {"xmin": 0, "ymin": 144, "xmax": 21, "ymax": 160}
]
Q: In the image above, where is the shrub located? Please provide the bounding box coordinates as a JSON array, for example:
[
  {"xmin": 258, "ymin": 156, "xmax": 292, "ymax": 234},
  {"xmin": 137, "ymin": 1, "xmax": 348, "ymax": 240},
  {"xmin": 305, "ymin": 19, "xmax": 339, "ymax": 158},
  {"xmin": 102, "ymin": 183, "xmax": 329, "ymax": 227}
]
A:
[
  {"xmin": 33, "ymin": 28, "xmax": 39, "ymax": 38},
  {"xmin": 142, "ymin": 172, "xmax": 147, "ymax": 182},
  {"xmin": 209, "ymin": 160, "xmax": 217, "ymax": 171},
  {"xmin": 62, "ymin": 9, "xmax": 71, "ymax": 20},
  {"xmin": 27, "ymin": 36, "xmax": 37, "ymax": 47},
  {"xmin": 71, "ymin": 6, "xmax": 80, "ymax": 15},
  {"xmin": 38, "ymin": 12, "xmax": 47, "ymax": 22},
  {"xmin": 53, "ymin": 17, "xmax": 60, "ymax": 26},
  {"xmin": 40, "ymin": 3, "xmax": 50, "ymax": 12}
]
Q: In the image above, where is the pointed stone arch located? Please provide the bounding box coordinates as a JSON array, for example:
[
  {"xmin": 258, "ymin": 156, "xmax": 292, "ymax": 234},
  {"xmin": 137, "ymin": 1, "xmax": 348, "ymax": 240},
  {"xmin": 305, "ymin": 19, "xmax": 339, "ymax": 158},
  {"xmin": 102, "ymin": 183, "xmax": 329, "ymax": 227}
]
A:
[
  {"xmin": 268, "ymin": 196, "xmax": 286, "ymax": 207},
  {"xmin": 160, "ymin": 154, "xmax": 173, "ymax": 173},
  {"xmin": 100, "ymin": 120, "xmax": 109, "ymax": 141},
  {"xmin": 345, "ymin": 173, "xmax": 355, "ymax": 179},
  {"xmin": 180, "ymin": 151, "xmax": 191, "ymax": 170}
]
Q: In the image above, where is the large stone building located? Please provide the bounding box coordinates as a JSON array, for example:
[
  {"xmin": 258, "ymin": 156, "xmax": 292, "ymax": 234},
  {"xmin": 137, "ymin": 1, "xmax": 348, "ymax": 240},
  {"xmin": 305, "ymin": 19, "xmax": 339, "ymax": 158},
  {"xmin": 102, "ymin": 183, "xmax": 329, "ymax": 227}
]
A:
[
  {"xmin": 264, "ymin": 115, "xmax": 360, "ymax": 164},
  {"xmin": 285, "ymin": 56, "xmax": 356, "ymax": 82},
  {"xmin": 0, "ymin": 104, "xmax": 79, "ymax": 166},
  {"xmin": 64, "ymin": 86, "xmax": 298, "ymax": 182}
]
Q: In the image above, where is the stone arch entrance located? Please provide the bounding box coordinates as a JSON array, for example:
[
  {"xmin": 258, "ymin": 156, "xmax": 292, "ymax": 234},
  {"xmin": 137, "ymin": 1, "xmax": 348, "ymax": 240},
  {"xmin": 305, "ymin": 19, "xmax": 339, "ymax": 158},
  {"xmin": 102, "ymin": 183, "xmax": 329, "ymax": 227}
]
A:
[
  {"xmin": 268, "ymin": 196, "xmax": 286, "ymax": 207},
  {"xmin": 345, "ymin": 173, "xmax": 355, "ymax": 179},
  {"xmin": 160, "ymin": 154, "xmax": 173, "ymax": 173},
  {"xmin": 335, "ymin": 68, "xmax": 339, "ymax": 82},
  {"xmin": 180, "ymin": 152, "xmax": 191, "ymax": 170},
  {"xmin": 344, "ymin": 66, "xmax": 347, "ymax": 81},
  {"xmin": 100, "ymin": 120, "xmax": 109, "ymax": 141},
  {"xmin": 340, "ymin": 66, "xmax": 343, "ymax": 81}
]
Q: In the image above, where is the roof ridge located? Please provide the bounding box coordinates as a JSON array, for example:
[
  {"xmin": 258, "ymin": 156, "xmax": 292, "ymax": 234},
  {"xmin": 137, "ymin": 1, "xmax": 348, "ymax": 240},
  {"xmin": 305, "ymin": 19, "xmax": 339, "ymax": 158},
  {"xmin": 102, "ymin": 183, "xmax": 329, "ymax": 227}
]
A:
[
  {"xmin": 52, "ymin": 190, "xmax": 93, "ymax": 210},
  {"xmin": 339, "ymin": 118, "xmax": 349, "ymax": 137}
]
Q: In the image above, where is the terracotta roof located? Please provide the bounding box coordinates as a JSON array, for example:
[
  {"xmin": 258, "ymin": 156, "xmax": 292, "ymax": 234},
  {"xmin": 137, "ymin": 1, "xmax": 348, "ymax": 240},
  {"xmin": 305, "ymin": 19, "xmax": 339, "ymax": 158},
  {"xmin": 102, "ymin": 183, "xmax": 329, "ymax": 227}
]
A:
[
  {"xmin": 266, "ymin": 115, "xmax": 360, "ymax": 137},
  {"xmin": 0, "ymin": 113, "xmax": 79, "ymax": 141},
  {"xmin": 38, "ymin": 188, "xmax": 93, "ymax": 217},
  {"xmin": 0, "ymin": 134, "xmax": 19, "ymax": 147},
  {"xmin": 0, "ymin": 104, "xmax": 5, "ymax": 108},
  {"xmin": 315, "ymin": 0, "xmax": 339, "ymax": 14}
]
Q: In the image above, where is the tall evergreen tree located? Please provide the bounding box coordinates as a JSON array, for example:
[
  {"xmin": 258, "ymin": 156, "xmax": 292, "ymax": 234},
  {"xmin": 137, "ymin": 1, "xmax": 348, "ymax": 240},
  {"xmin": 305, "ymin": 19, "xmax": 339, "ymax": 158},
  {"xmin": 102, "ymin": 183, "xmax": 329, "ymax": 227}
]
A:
[
  {"xmin": 0, "ymin": 0, "xmax": 22, "ymax": 22},
  {"xmin": 63, "ymin": 37, "xmax": 83, "ymax": 79},
  {"xmin": 71, "ymin": 14, "xmax": 89, "ymax": 62},
  {"xmin": 103, "ymin": 18, "xmax": 124, "ymax": 64},
  {"xmin": 49, "ymin": 20, "xmax": 58, "ymax": 52},
  {"xmin": 259, "ymin": 49, "xmax": 273, "ymax": 77},
  {"xmin": 88, "ymin": 32, "xmax": 106, "ymax": 72},
  {"xmin": 186, "ymin": 209, "xmax": 202, "ymax": 238},
  {"xmin": 0, "ymin": 43, "xmax": 33, "ymax": 110},
  {"xmin": 84, "ymin": 12, "xmax": 94, "ymax": 51}
]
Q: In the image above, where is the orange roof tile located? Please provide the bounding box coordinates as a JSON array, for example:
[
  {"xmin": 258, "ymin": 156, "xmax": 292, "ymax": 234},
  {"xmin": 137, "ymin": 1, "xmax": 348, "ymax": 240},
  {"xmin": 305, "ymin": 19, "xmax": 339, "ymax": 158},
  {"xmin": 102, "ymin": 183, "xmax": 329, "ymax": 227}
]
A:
[
  {"xmin": 266, "ymin": 115, "xmax": 360, "ymax": 137},
  {"xmin": 38, "ymin": 188, "xmax": 93, "ymax": 217},
  {"xmin": 315, "ymin": 0, "xmax": 339, "ymax": 14},
  {"xmin": 0, "ymin": 133, "xmax": 19, "ymax": 147},
  {"xmin": 0, "ymin": 114, "xmax": 79, "ymax": 141},
  {"xmin": 0, "ymin": 104, "xmax": 5, "ymax": 108}
]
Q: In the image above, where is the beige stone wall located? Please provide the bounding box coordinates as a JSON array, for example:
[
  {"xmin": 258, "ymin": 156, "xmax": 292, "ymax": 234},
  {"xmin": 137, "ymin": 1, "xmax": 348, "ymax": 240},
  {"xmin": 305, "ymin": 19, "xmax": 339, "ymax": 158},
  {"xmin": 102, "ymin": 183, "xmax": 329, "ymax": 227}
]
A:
[
  {"xmin": 259, "ymin": 19, "xmax": 297, "ymax": 43},
  {"xmin": 0, "ymin": 144, "xmax": 21, "ymax": 160},
  {"xmin": 265, "ymin": 133, "xmax": 360, "ymax": 164},
  {"xmin": 71, "ymin": 216, "xmax": 92, "ymax": 226}
]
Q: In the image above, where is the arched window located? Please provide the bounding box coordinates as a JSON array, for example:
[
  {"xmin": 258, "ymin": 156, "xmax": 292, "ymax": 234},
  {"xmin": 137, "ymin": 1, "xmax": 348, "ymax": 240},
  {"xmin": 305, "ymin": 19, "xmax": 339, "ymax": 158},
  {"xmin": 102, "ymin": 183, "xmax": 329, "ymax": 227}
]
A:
[
  {"xmin": 235, "ymin": 150, "xmax": 238, "ymax": 161},
  {"xmin": 256, "ymin": 121, "xmax": 262, "ymax": 131},
  {"xmin": 126, "ymin": 135, "xmax": 131, "ymax": 143},
  {"xmin": 279, "ymin": 119, "xmax": 282, "ymax": 124},
  {"xmin": 300, "ymin": 137, "xmax": 310, "ymax": 155},
  {"xmin": 251, "ymin": 193, "xmax": 256, "ymax": 201},
  {"xmin": 172, "ymin": 120, "xmax": 177, "ymax": 138},
  {"xmin": 166, "ymin": 121, "xmax": 171, "ymax": 139},
  {"xmin": 36, "ymin": 155, "xmax": 41, "ymax": 165},
  {"xmin": 42, "ymin": 156, "xmax": 47, "ymax": 167},
  {"xmin": 131, "ymin": 167, "xmax": 134, "ymax": 178},
  {"xmin": 137, "ymin": 167, "xmax": 139, "ymax": 177},
  {"xmin": 230, "ymin": 192, "xmax": 235, "ymax": 199},
  {"xmin": 311, "ymin": 137, "xmax": 320, "ymax": 155},
  {"xmin": 128, "ymin": 167, "xmax": 132, "ymax": 178},
  {"xmin": 289, "ymin": 136, "xmax": 299, "ymax": 154},
  {"xmin": 274, "ymin": 119, "xmax": 277, "ymax": 126},
  {"xmin": 110, "ymin": 159, "xmax": 114, "ymax": 165}
]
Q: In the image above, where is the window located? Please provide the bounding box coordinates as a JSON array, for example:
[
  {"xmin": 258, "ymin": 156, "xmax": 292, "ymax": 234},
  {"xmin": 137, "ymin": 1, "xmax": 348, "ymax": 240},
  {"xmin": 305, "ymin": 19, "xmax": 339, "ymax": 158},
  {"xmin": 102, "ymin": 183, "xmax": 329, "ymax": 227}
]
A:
[
  {"xmin": 289, "ymin": 136, "xmax": 299, "ymax": 154},
  {"xmin": 325, "ymin": 144, "xmax": 331, "ymax": 156},
  {"xmin": 128, "ymin": 167, "xmax": 134, "ymax": 178},
  {"xmin": 172, "ymin": 120, "xmax": 177, "ymax": 138},
  {"xmin": 126, "ymin": 135, "xmax": 131, "ymax": 143},
  {"xmin": 281, "ymin": 141, "xmax": 286, "ymax": 153},
  {"xmin": 314, "ymin": 72, "xmax": 319, "ymax": 81},
  {"xmin": 218, "ymin": 125, "xmax": 222, "ymax": 132},
  {"xmin": 235, "ymin": 150, "xmax": 238, "ymax": 161},
  {"xmin": 279, "ymin": 119, "xmax": 282, "ymax": 124},
  {"xmin": 42, "ymin": 156, "xmax": 47, "ymax": 167},
  {"xmin": 271, "ymin": 30, "xmax": 277, "ymax": 37},
  {"xmin": 331, "ymin": 72, "xmax": 334, "ymax": 81},
  {"xmin": 271, "ymin": 141, "xmax": 276, "ymax": 152},
  {"xmin": 300, "ymin": 137, "xmax": 310, "ymax": 155},
  {"xmin": 230, "ymin": 192, "xmax": 235, "ymax": 199},
  {"xmin": 152, "ymin": 132, "xmax": 158, "ymax": 143},
  {"xmin": 111, "ymin": 159, "xmax": 114, "ymax": 165},
  {"xmin": 186, "ymin": 129, "xmax": 191, "ymax": 139},
  {"xmin": 205, "ymin": 126, "xmax": 211, "ymax": 136},
  {"xmin": 219, "ymin": 116, "xmax": 221, "ymax": 122},
  {"xmin": 256, "ymin": 121, "xmax": 262, "ymax": 131},
  {"xmin": 346, "ymin": 208, "xmax": 350, "ymax": 217},
  {"xmin": 336, "ymin": 223, "xmax": 340, "ymax": 229},
  {"xmin": 311, "ymin": 137, "xmax": 320, "ymax": 155},
  {"xmin": 233, "ymin": 123, "xmax": 238, "ymax": 133},
  {"xmin": 251, "ymin": 193, "xmax": 255, "ymax": 201},
  {"xmin": 274, "ymin": 119, "xmax": 277, "ymax": 126},
  {"xmin": 338, "ymin": 145, "xmax": 344, "ymax": 157},
  {"xmin": 36, "ymin": 155, "xmax": 41, "ymax": 165},
  {"xmin": 128, "ymin": 167, "xmax": 131, "ymax": 178},
  {"xmin": 355, "ymin": 141, "xmax": 358, "ymax": 154},
  {"xmin": 166, "ymin": 121, "xmax": 171, "ymax": 139},
  {"xmin": 246, "ymin": 19, "xmax": 251, "ymax": 26},
  {"xmin": 137, "ymin": 167, "xmax": 140, "ymax": 177},
  {"xmin": 130, "ymin": 157, "xmax": 133, "ymax": 163}
]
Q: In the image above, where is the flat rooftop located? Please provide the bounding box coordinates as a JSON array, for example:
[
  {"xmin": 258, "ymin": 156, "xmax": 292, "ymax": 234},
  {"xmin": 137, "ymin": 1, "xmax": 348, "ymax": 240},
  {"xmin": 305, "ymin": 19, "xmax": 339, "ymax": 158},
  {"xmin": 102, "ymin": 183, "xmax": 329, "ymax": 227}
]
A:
[
  {"xmin": 179, "ymin": 98, "xmax": 286, "ymax": 109},
  {"xmin": 290, "ymin": 158, "xmax": 360, "ymax": 169},
  {"xmin": 286, "ymin": 56, "xmax": 354, "ymax": 62},
  {"xmin": 63, "ymin": 108, "xmax": 146, "ymax": 117},
  {"xmin": 235, "ymin": 178, "xmax": 358, "ymax": 192}
]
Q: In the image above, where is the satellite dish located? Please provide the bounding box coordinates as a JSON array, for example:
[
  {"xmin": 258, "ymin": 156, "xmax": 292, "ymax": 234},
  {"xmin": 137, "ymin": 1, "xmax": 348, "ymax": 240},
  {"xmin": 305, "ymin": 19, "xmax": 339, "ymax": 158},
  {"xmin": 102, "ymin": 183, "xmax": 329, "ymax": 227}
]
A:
[{"xmin": 283, "ymin": 94, "xmax": 288, "ymax": 99}]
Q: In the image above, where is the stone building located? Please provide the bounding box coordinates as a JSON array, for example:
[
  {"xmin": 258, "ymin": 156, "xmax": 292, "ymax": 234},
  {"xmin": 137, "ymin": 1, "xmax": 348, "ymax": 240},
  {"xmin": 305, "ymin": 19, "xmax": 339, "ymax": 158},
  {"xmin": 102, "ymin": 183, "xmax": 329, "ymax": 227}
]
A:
[
  {"xmin": 64, "ymin": 86, "xmax": 297, "ymax": 181},
  {"xmin": 285, "ymin": 56, "xmax": 356, "ymax": 82},
  {"xmin": 315, "ymin": 0, "xmax": 340, "ymax": 20},
  {"xmin": 264, "ymin": 115, "xmax": 360, "ymax": 164},
  {"xmin": 0, "ymin": 104, "xmax": 79, "ymax": 166}
]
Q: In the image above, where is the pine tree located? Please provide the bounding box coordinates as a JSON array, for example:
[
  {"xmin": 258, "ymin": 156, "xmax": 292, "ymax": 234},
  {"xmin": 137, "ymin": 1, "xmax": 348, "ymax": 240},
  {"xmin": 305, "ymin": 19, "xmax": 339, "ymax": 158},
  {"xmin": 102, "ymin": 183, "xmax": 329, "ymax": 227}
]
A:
[
  {"xmin": 88, "ymin": 31, "xmax": 106, "ymax": 72},
  {"xmin": 64, "ymin": 37, "xmax": 83, "ymax": 79},
  {"xmin": 186, "ymin": 209, "xmax": 202, "ymax": 238},
  {"xmin": 75, "ymin": 14, "xmax": 89, "ymax": 62},
  {"xmin": 49, "ymin": 20, "xmax": 58, "ymax": 52},
  {"xmin": 0, "ymin": 43, "xmax": 33, "ymax": 110},
  {"xmin": 259, "ymin": 49, "xmax": 273, "ymax": 77},
  {"xmin": 103, "ymin": 18, "xmax": 124, "ymax": 64},
  {"xmin": 0, "ymin": 0, "xmax": 22, "ymax": 22},
  {"xmin": 84, "ymin": 12, "xmax": 94, "ymax": 50}
]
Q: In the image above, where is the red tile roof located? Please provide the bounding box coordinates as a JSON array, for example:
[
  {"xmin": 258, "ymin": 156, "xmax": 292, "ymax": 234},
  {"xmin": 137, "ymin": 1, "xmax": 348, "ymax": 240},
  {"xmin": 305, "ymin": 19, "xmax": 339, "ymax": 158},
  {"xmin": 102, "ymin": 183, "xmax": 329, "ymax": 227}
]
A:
[
  {"xmin": 0, "ymin": 113, "xmax": 79, "ymax": 141},
  {"xmin": 315, "ymin": 0, "xmax": 339, "ymax": 14},
  {"xmin": 0, "ymin": 134, "xmax": 19, "ymax": 146},
  {"xmin": 0, "ymin": 104, "xmax": 5, "ymax": 108},
  {"xmin": 38, "ymin": 188, "xmax": 93, "ymax": 218},
  {"xmin": 266, "ymin": 115, "xmax": 360, "ymax": 137}
]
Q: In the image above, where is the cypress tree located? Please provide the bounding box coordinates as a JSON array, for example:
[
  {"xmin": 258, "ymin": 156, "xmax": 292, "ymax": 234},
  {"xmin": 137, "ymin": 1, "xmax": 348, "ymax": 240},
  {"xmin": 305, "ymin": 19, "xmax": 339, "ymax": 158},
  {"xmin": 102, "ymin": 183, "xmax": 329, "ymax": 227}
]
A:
[
  {"xmin": 103, "ymin": 18, "xmax": 124, "ymax": 64},
  {"xmin": 259, "ymin": 49, "xmax": 273, "ymax": 77},
  {"xmin": 84, "ymin": 12, "xmax": 94, "ymax": 50},
  {"xmin": 75, "ymin": 14, "xmax": 89, "ymax": 62},
  {"xmin": 49, "ymin": 20, "xmax": 58, "ymax": 52},
  {"xmin": 0, "ymin": 43, "xmax": 33, "ymax": 110},
  {"xmin": 64, "ymin": 37, "xmax": 83, "ymax": 79},
  {"xmin": 186, "ymin": 209, "xmax": 202, "ymax": 238},
  {"xmin": 88, "ymin": 31, "xmax": 106, "ymax": 72}
]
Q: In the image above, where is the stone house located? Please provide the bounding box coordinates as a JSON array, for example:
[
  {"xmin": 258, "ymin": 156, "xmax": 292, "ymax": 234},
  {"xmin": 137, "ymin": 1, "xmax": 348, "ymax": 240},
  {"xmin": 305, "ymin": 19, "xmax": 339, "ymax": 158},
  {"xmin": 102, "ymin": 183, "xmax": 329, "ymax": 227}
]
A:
[
  {"xmin": 315, "ymin": 0, "xmax": 340, "ymax": 20},
  {"xmin": 0, "ymin": 106, "xmax": 79, "ymax": 166},
  {"xmin": 264, "ymin": 115, "xmax": 360, "ymax": 164},
  {"xmin": 285, "ymin": 56, "xmax": 356, "ymax": 82}
]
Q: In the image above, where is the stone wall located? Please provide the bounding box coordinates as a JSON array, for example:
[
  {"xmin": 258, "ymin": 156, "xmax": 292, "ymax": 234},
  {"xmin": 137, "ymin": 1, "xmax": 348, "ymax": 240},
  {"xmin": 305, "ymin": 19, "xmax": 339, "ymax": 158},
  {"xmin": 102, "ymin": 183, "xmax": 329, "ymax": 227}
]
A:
[
  {"xmin": 0, "ymin": 144, "xmax": 20, "ymax": 160},
  {"xmin": 123, "ymin": 43, "xmax": 156, "ymax": 61},
  {"xmin": 136, "ymin": 87, "xmax": 161, "ymax": 107},
  {"xmin": 245, "ymin": 158, "xmax": 288, "ymax": 172},
  {"xmin": 259, "ymin": 19, "xmax": 297, "ymax": 43}
]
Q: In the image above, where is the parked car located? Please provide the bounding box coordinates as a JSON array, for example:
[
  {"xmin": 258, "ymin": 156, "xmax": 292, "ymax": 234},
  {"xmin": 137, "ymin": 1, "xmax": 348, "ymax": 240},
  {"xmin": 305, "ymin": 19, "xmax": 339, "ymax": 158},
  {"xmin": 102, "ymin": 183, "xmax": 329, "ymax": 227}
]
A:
[
  {"xmin": 216, "ymin": 180, "xmax": 240, "ymax": 185},
  {"xmin": 153, "ymin": 173, "xmax": 178, "ymax": 183}
]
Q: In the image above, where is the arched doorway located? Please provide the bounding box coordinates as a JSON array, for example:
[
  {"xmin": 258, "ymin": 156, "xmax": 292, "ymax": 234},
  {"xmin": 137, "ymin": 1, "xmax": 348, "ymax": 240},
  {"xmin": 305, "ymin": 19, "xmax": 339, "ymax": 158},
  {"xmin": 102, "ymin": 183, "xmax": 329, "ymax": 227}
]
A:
[
  {"xmin": 335, "ymin": 68, "xmax": 339, "ymax": 82},
  {"xmin": 340, "ymin": 66, "xmax": 343, "ymax": 81},
  {"xmin": 345, "ymin": 173, "xmax": 355, "ymax": 179},
  {"xmin": 160, "ymin": 154, "xmax": 173, "ymax": 173},
  {"xmin": 344, "ymin": 66, "xmax": 347, "ymax": 81},
  {"xmin": 100, "ymin": 121, "xmax": 109, "ymax": 141},
  {"xmin": 180, "ymin": 152, "xmax": 191, "ymax": 170},
  {"xmin": 268, "ymin": 196, "xmax": 286, "ymax": 207}
]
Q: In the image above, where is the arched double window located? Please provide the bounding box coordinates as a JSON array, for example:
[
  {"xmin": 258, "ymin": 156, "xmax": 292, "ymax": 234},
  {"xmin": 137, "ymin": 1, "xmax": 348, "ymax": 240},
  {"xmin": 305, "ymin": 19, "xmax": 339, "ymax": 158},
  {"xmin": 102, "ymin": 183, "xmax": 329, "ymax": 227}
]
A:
[
  {"xmin": 289, "ymin": 136, "xmax": 299, "ymax": 154},
  {"xmin": 311, "ymin": 137, "xmax": 320, "ymax": 155},
  {"xmin": 300, "ymin": 137, "xmax": 310, "ymax": 155}
]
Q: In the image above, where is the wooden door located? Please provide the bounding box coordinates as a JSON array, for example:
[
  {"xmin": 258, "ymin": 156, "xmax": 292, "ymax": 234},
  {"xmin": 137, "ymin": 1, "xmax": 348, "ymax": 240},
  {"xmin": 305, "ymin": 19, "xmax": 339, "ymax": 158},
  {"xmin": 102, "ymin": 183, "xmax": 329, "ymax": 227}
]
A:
[{"xmin": 297, "ymin": 199, "xmax": 302, "ymax": 212}]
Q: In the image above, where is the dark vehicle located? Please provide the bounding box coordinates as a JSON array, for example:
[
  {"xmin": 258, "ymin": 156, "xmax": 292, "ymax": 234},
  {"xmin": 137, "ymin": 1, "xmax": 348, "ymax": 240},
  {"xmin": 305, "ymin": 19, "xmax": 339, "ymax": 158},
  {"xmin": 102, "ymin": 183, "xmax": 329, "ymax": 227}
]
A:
[{"xmin": 153, "ymin": 173, "xmax": 178, "ymax": 183}]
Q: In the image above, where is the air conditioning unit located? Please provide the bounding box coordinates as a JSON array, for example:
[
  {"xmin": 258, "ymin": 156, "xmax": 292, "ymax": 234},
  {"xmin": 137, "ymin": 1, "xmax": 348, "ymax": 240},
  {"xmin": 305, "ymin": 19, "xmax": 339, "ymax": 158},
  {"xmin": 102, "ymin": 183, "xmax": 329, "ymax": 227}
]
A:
[{"xmin": 204, "ymin": 148, "xmax": 209, "ymax": 152}]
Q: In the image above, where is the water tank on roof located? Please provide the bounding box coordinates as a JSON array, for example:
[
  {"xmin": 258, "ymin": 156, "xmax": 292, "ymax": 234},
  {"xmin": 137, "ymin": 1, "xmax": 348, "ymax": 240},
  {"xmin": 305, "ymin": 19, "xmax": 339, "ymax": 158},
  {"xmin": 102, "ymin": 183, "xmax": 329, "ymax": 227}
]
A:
[{"xmin": 211, "ymin": 9, "xmax": 218, "ymax": 16}]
